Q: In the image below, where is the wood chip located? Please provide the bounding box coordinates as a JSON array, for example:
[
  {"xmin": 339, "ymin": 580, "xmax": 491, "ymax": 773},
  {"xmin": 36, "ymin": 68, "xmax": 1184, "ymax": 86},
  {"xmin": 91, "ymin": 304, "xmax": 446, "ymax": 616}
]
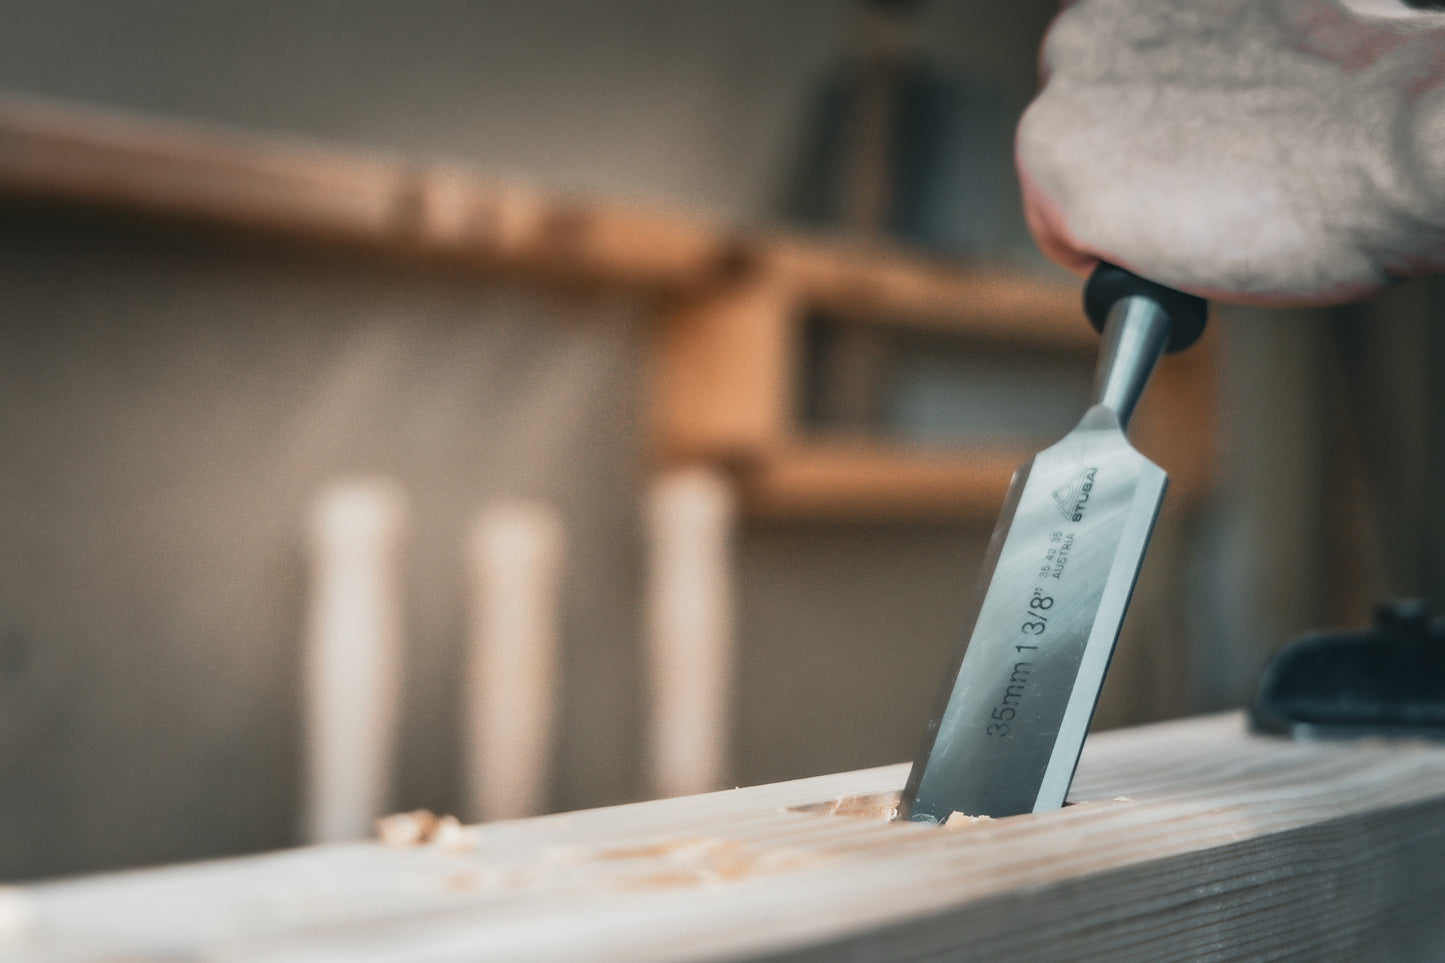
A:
[{"xmin": 375, "ymin": 809, "xmax": 440, "ymax": 846}]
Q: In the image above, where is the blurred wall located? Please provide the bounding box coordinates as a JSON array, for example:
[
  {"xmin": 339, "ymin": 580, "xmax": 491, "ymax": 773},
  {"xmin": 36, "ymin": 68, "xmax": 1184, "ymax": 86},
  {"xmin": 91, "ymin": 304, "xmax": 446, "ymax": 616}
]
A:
[
  {"xmin": 1195, "ymin": 283, "xmax": 1445, "ymax": 710},
  {"xmin": 0, "ymin": 210, "xmax": 648, "ymax": 877},
  {"xmin": 0, "ymin": 0, "xmax": 1055, "ymax": 232},
  {"xmin": 0, "ymin": 0, "xmax": 1073, "ymax": 880}
]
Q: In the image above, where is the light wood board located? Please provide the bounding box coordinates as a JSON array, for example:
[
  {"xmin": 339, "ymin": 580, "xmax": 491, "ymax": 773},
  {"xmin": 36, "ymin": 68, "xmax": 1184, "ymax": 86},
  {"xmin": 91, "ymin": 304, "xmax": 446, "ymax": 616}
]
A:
[{"xmin": 4, "ymin": 712, "xmax": 1444, "ymax": 961}]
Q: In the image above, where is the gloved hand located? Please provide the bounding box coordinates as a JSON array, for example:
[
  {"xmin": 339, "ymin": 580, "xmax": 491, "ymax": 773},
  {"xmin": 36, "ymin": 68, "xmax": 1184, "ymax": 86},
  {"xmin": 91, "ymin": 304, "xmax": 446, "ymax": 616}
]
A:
[{"xmin": 1017, "ymin": 0, "xmax": 1445, "ymax": 305}]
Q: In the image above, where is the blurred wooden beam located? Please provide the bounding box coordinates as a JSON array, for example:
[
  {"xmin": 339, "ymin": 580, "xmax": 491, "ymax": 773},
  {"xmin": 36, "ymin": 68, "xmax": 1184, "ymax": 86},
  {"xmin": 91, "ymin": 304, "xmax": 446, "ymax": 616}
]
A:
[
  {"xmin": 0, "ymin": 92, "xmax": 733, "ymax": 292},
  {"xmin": 764, "ymin": 234, "xmax": 1091, "ymax": 349},
  {"xmin": 738, "ymin": 440, "xmax": 1024, "ymax": 522},
  {"xmin": 648, "ymin": 274, "xmax": 797, "ymax": 463},
  {"xmin": 7, "ymin": 713, "xmax": 1445, "ymax": 959}
]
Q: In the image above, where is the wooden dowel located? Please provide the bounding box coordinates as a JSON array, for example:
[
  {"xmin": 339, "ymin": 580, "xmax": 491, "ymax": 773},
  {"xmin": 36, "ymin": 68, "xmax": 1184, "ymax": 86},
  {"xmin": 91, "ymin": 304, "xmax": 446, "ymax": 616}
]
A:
[
  {"xmin": 302, "ymin": 481, "xmax": 407, "ymax": 843},
  {"xmin": 643, "ymin": 467, "xmax": 739, "ymax": 798},
  {"xmin": 463, "ymin": 502, "xmax": 566, "ymax": 822}
]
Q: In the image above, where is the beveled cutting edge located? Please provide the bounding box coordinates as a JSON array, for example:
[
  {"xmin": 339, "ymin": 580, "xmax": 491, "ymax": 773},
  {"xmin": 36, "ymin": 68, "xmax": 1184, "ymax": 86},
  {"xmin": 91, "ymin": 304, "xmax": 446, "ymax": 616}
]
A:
[{"xmin": 898, "ymin": 271, "xmax": 1205, "ymax": 823}]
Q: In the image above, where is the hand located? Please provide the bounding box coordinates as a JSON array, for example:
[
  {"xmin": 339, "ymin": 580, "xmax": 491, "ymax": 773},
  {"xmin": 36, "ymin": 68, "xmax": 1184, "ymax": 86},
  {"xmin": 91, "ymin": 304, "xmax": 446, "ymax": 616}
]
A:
[{"xmin": 1017, "ymin": 0, "xmax": 1445, "ymax": 306}]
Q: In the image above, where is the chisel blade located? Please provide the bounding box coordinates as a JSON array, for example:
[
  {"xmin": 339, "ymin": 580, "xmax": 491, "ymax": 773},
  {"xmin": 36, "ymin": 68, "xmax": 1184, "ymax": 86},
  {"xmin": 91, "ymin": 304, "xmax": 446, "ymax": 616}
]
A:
[
  {"xmin": 897, "ymin": 263, "xmax": 1207, "ymax": 824},
  {"xmin": 897, "ymin": 405, "xmax": 1165, "ymax": 822}
]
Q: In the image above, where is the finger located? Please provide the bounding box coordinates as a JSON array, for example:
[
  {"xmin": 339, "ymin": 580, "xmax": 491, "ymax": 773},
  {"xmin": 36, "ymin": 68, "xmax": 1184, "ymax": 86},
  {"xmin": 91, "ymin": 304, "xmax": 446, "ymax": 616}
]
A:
[{"xmin": 1019, "ymin": 161, "xmax": 1100, "ymax": 277}]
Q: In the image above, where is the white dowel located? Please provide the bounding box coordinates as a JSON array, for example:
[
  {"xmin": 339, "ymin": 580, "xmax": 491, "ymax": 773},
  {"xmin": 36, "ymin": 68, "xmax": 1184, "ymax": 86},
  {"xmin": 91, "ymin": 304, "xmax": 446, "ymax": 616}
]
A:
[
  {"xmin": 303, "ymin": 481, "xmax": 407, "ymax": 843},
  {"xmin": 644, "ymin": 467, "xmax": 739, "ymax": 798},
  {"xmin": 465, "ymin": 502, "xmax": 566, "ymax": 822}
]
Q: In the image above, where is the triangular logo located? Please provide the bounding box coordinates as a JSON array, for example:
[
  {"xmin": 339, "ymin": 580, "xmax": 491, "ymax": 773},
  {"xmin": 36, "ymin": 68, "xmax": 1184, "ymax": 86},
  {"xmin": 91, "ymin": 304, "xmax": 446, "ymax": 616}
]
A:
[{"xmin": 1052, "ymin": 472, "xmax": 1086, "ymax": 521}]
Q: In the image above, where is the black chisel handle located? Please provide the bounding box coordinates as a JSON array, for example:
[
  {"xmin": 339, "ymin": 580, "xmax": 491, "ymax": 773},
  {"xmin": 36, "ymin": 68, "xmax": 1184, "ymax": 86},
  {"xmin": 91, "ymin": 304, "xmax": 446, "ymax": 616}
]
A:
[{"xmin": 1083, "ymin": 262, "xmax": 1208, "ymax": 354}]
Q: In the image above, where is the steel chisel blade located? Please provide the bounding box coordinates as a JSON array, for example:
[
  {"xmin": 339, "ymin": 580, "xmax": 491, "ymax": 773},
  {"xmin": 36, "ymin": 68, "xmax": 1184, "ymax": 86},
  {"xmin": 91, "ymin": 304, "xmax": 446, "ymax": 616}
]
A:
[{"xmin": 898, "ymin": 405, "xmax": 1166, "ymax": 822}]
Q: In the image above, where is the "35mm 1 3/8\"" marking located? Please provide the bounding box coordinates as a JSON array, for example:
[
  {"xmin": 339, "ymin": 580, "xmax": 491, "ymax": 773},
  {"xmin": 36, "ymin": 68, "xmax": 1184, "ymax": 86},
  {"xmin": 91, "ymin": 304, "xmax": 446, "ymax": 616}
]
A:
[{"xmin": 985, "ymin": 591, "xmax": 1054, "ymax": 737}]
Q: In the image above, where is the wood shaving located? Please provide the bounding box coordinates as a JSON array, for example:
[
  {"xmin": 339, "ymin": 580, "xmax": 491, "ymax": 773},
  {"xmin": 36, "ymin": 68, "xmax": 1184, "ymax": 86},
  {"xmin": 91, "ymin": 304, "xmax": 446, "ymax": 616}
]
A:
[
  {"xmin": 614, "ymin": 837, "xmax": 823, "ymax": 889},
  {"xmin": 787, "ymin": 792, "xmax": 901, "ymax": 820},
  {"xmin": 943, "ymin": 812, "xmax": 993, "ymax": 829},
  {"xmin": 376, "ymin": 809, "xmax": 440, "ymax": 846},
  {"xmin": 375, "ymin": 810, "xmax": 479, "ymax": 850},
  {"xmin": 432, "ymin": 815, "xmax": 481, "ymax": 853}
]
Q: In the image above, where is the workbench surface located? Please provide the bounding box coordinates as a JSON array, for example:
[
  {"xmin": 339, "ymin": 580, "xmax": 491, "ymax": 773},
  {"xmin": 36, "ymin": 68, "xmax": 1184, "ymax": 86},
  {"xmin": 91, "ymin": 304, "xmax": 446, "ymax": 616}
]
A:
[{"xmin": 6, "ymin": 712, "xmax": 1445, "ymax": 961}]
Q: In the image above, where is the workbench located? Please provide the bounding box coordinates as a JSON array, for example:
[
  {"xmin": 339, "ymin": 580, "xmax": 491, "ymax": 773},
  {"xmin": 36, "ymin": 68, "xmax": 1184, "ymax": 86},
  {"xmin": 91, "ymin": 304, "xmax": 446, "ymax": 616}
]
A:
[{"xmin": 6, "ymin": 713, "xmax": 1444, "ymax": 961}]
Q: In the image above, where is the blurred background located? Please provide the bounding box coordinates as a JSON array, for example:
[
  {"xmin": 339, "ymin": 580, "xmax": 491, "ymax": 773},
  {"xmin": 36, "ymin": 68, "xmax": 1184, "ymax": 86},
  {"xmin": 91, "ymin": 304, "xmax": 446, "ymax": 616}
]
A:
[{"xmin": 0, "ymin": 0, "xmax": 1440, "ymax": 881}]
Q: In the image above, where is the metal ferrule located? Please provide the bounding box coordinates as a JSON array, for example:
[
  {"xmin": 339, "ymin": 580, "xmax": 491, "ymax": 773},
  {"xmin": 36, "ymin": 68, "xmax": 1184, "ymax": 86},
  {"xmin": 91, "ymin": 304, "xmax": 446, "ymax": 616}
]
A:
[{"xmin": 1090, "ymin": 296, "xmax": 1171, "ymax": 432}]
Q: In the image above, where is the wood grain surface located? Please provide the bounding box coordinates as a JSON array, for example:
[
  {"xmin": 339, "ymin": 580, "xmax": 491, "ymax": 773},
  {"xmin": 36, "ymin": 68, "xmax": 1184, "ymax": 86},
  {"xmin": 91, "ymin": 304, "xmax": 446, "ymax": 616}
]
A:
[{"xmin": 4, "ymin": 713, "xmax": 1444, "ymax": 961}]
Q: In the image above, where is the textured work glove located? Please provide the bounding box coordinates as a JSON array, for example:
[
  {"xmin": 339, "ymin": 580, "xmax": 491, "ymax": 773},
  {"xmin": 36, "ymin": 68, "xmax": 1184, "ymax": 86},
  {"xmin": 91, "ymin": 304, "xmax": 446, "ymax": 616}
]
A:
[{"xmin": 1017, "ymin": 0, "xmax": 1445, "ymax": 305}]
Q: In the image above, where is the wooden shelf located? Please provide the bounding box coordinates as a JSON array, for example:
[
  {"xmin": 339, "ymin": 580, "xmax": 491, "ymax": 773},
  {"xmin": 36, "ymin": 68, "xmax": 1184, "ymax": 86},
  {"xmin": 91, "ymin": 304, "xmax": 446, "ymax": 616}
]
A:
[
  {"xmin": 11, "ymin": 713, "xmax": 1445, "ymax": 959},
  {"xmin": 763, "ymin": 234, "xmax": 1092, "ymax": 349},
  {"xmin": 0, "ymin": 91, "xmax": 1219, "ymax": 520},
  {"xmin": 739, "ymin": 440, "xmax": 1027, "ymax": 521},
  {"xmin": 648, "ymin": 260, "xmax": 1219, "ymax": 520},
  {"xmin": 0, "ymin": 92, "xmax": 733, "ymax": 293},
  {"xmin": 0, "ymin": 91, "xmax": 1088, "ymax": 325}
]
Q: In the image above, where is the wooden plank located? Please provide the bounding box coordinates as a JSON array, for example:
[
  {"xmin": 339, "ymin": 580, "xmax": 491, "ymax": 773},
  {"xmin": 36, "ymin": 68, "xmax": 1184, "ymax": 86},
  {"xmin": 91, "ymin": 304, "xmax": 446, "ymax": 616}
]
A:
[
  {"xmin": 0, "ymin": 92, "xmax": 405, "ymax": 244},
  {"xmin": 763, "ymin": 234, "xmax": 1092, "ymax": 349},
  {"xmin": 738, "ymin": 440, "xmax": 1024, "ymax": 521},
  {"xmin": 0, "ymin": 92, "xmax": 731, "ymax": 291},
  {"xmin": 647, "ymin": 276, "xmax": 798, "ymax": 463},
  {"xmin": 6, "ymin": 713, "xmax": 1445, "ymax": 961}
]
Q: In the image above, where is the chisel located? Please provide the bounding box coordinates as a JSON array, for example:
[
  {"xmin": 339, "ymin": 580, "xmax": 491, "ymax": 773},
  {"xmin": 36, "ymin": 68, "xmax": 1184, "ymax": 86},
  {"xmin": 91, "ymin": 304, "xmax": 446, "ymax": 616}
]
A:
[{"xmin": 897, "ymin": 263, "xmax": 1207, "ymax": 823}]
